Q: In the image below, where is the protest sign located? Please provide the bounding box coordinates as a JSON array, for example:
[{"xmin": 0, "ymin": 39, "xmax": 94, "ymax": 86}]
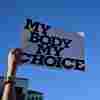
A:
[{"xmin": 21, "ymin": 18, "xmax": 85, "ymax": 71}]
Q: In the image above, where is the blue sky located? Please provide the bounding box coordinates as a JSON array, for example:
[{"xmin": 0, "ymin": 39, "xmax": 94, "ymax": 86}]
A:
[{"xmin": 0, "ymin": 0, "xmax": 100, "ymax": 100}]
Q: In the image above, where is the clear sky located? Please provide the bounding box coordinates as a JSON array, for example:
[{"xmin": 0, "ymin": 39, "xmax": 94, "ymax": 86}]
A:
[{"xmin": 0, "ymin": 0, "xmax": 99, "ymax": 100}]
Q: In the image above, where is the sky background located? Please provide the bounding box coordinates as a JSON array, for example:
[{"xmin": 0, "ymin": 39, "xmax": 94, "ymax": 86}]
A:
[{"xmin": 0, "ymin": 0, "xmax": 99, "ymax": 100}]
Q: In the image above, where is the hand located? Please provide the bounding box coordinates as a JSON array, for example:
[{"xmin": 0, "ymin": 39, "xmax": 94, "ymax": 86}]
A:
[{"xmin": 10, "ymin": 48, "xmax": 22, "ymax": 65}]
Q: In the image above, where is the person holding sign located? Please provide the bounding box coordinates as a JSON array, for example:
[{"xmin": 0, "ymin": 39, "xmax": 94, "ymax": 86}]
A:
[{"xmin": 2, "ymin": 48, "xmax": 22, "ymax": 100}]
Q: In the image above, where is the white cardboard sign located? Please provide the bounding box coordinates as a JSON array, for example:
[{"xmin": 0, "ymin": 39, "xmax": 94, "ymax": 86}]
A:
[{"xmin": 21, "ymin": 19, "xmax": 85, "ymax": 71}]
